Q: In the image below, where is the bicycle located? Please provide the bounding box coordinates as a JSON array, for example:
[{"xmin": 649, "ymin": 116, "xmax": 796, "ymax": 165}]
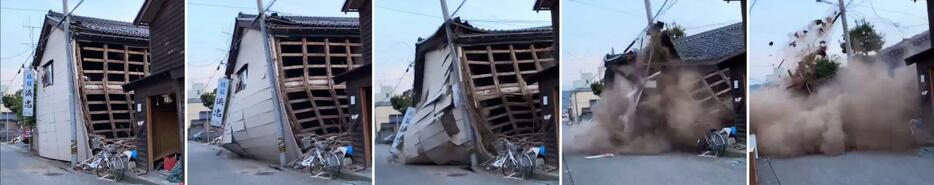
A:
[
  {"xmin": 696, "ymin": 128, "xmax": 730, "ymax": 157},
  {"xmin": 75, "ymin": 140, "xmax": 131, "ymax": 181},
  {"xmin": 488, "ymin": 137, "xmax": 537, "ymax": 179},
  {"xmin": 288, "ymin": 133, "xmax": 348, "ymax": 179}
]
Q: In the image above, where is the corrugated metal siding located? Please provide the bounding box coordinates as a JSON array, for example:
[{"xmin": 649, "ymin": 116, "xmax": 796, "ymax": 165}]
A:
[{"xmin": 147, "ymin": 0, "xmax": 184, "ymax": 74}]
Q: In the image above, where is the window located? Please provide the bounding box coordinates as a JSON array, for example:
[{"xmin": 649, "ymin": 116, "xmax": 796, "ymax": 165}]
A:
[
  {"xmin": 41, "ymin": 61, "xmax": 53, "ymax": 87},
  {"xmin": 235, "ymin": 65, "xmax": 248, "ymax": 93}
]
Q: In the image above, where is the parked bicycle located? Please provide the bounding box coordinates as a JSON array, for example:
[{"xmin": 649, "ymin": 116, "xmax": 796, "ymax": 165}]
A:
[
  {"xmin": 487, "ymin": 136, "xmax": 538, "ymax": 179},
  {"xmin": 696, "ymin": 128, "xmax": 730, "ymax": 157},
  {"xmin": 75, "ymin": 140, "xmax": 132, "ymax": 181},
  {"xmin": 288, "ymin": 133, "xmax": 349, "ymax": 179}
]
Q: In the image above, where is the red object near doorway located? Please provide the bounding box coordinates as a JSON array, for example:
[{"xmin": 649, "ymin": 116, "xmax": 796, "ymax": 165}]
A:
[{"xmin": 164, "ymin": 155, "xmax": 177, "ymax": 171}]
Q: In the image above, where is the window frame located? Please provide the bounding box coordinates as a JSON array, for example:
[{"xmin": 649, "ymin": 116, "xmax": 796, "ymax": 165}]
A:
[
  {"xmin": 41, "ymin": 60, "xmax": 54, "ymax": 87},
  {"xmin": 235, "ymin": 64, "xmax": 248, "ymax": 93}
]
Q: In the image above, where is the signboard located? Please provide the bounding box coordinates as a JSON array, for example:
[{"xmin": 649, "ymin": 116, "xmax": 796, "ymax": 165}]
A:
[
  {"xmin": 22, "ymin": 69, "xmax": 35, "ymax": 117},
  {"xmin": 210, "ymin": 78, "xmax": 231, "ymax": 127},
  {"xmin": 390, "ymin": 107, "xmax": 417, "ymax": 155}
]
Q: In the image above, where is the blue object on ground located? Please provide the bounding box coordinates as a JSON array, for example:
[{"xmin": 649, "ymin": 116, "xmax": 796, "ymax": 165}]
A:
[
  {"xmin": 539, "ymin": 145, "xmax": 545, "ymax": 157},
  {"xmin": 131, "ymin": 150, "xmax": 138, "ymax": 159},
  {"xmin": 346, "ymin": 146, "xmax": 353, "ymax": 156}
]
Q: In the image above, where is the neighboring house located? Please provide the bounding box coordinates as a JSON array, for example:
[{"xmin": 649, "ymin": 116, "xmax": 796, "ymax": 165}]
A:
[
  {"xmin": 30, "ymin": 11, "xmax": 150, "ymax": 162},
  {"xmin": 567, "ymin": 87, "xmax": 596, "ymax": 123},
  {"xmin": 906, "ymin": 30, "xmax": 934, "ymax": 123},
  {"xmin": 334, "ymin": 0, "xmax": 373, "ymax": 171},
  {"xmin": 1, "ymin": 110, "xmax": 17, "ymax": 142},
  {"xmin": 186, "ymin": 98, "xmax": 207, "ymax": 129},
  {"xmin": 124, "ymin": 0, "xmax": 186, "ymax": 172},
  {"xmin": 373, "ymin": 101, "xmax": 396, "ymax": 127},
  {"xmin": 220, "ymin": 13, "xmax": 361, "ymax": 164},
  {"xmin": 403, "ymin": 18, "xmax": 554, "ymax": 164}
]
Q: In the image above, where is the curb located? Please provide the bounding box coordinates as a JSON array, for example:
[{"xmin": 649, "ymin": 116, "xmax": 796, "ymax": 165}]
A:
[
  {"xmin": 533, "ymin": 169, "xmax": 560, "ymax": 180},
  {"xmin": 121, "ymin": 172, "xmax": 175, "ymax": 185},
  {"xmin": 339, "ymin": 168, "xmax": 372, "ymax": 181}
]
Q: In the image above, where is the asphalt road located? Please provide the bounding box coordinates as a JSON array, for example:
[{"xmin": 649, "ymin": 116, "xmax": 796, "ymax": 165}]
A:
[
  {"xmin": 374, "ymin": 144, "xmax": 557, "ymax": 185},
  {"xmin": 0, "ymin": 144, "xmax": 129, "ymax": 185},
  {"xmin": 187, "ymin": 141, "xmax": 366, "ymax": 185},
  {"xmin": 757, "ymin": 151, "xmax": 934, "ymax": 185},
  {"xmin": 563, "ymin": 153, "xmax": 746, "ymax": 185}
]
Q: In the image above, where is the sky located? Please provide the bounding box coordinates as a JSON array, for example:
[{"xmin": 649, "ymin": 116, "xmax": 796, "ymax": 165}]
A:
[
  {"xmin": 562, "ymin": 0, "xmax": 743, "ymax": 90},
  {"xmin": 373, "ymin": 0, "xmax": 551, "ymax": 98},
  {"xmin": 0, "ymin": 0, "xmax": 144, "ymax": 95},
  {"xmin": 748, "ymin": 0, "xmax": 929, "ymax": 85}
]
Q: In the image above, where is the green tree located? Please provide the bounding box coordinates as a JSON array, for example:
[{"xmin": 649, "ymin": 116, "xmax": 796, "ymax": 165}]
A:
[
  {"xmin": 665, "ymin": 23, "xmax": 686, "ymax": 40},
  {"xmin": 389, "ymin": 94, "xmax": 413, "ymax": 113},
  {"xmin": 2, "ymin": 89, "xmax": 35, "ymax": 127},
  {"xmin": 590, "ymin": 80, "xmax": 604, "ymax": 95},
  {"xmin": 813, "ymin": 55, "xmax": 841, "ymax": 80},
  {"xmin": 846, "ymin": 19, "xmax": 885, "ymax": 55},
  {"xmin": 200, "ymin": 90, "xmax": 215, "ymax": 109}
]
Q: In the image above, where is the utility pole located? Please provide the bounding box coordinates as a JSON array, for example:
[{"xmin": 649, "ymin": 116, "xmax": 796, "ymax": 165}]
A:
[
  {"xmin": 61, "ymin": 0, "xmax": 79, "ymax": 167},
  {"xmin": 255, "ymin": 0, "xmax": 288, "ymax": 167},
  {"xmin": 837, "ymin": 0, "xmax": 854, "ymax": 60},
  {"xmin": 439, "ymin": 0, "xmax": 478, "ymax": 168},
  {"xmin": 642, "ymin": 0, "xmax": 655, "ymax": 72}
]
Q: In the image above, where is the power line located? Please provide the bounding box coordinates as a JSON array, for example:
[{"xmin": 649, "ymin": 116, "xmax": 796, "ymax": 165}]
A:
[
  {"xmin": 0, "ymin": 7, "xmax": 47, "ymax": 13},
  {"xmin": 567, "ymin": 0, "xmax": 640, "ymax": 17},
  {"xmin": 2, "ymin": 0, "xmax": 87, "ymax": 95},
  {"xmin": 188, "ymin": 2, "xmax": 254, "ymax": 10},
  {"xmin": 377, "ymin": 5, "xmax": 442, "ymax": 19}
]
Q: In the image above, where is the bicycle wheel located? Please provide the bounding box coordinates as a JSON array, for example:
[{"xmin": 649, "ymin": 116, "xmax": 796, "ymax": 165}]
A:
[
  {"xmin": 309, "ymin": 156, "xmax": 327, "ymax": 177},
  {"xmin": 518, "ymin": 153, "xmax": 534, "ymax": 179},
  {"xmin": 112, "ymin": 156, "xmax": 128, "ymax": 181},
  {"xmin": 95, "ymin": 158, "xmax": 111, "ymax": 178},
  {"xmin": 325, "ymin": 153, "xmax": 342, "ymax": 179},
  {"xmin": 501, "ymin": 157, "xmax": 519, "ymax": 177}
]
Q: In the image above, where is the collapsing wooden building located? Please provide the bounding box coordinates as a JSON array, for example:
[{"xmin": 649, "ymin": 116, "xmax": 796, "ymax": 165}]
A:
[
  {"xmin": 401, "ymin": 18, "xmax": 555, "ymax": 164},
  {"xmin": 604, "ymin": 22, "xmax": 746, "ymax": 143},
  {"xmin": 220, "ymin": 13, "xmax": 363, "ymax": 164},
  {"xmin": 30, "ymin": 11, "xmax": 150, "ymax": 162},
  {"xmin": 123, "ymin": 0, "xmax": 186, "ymax": 173}
]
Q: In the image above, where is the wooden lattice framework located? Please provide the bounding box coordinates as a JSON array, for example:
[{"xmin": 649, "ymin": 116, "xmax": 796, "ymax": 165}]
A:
[
  {"xmin": 275, "ymin": 37, "xmax": 363, "ymax": 137},
  {"xmin": 690, "ymin": 68, "xmax": 733, "ymax": 114},
  {"xmin": 75, "ymin": 41, "xmax": 150, "ymax": 139},
  {"xmin": 459, "ymin": 42, "xmax": 555, "ymax": 135}
]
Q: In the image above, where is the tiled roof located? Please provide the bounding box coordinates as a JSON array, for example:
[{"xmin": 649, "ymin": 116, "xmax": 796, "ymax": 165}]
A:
[
  {"xmin": 47, "ymin": 11, "xmax": 149, "ymax": 38},
  {"xmin": 237, "ymin": 13, "xmax": 359, "ymax": 27},
  {"xmin": 672, "ymin": 22, "xmax": 744, "ymax": 63},
  {"xmin": 455, "ymin": 18, "xmax": 552, "ymax": 33}
]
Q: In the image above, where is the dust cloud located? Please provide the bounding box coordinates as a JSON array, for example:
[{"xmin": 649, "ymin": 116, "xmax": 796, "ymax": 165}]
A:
[
  {"xmin": 751, "ymin": 11, "xmax": 922, "ymax": 157},
  {"xmin": 564, "ymin": 68, "xmax": 729, "ymax": 155},
  {"xmin": 752, "ymin": 60, "xmax": 920, "ymax": 157}
]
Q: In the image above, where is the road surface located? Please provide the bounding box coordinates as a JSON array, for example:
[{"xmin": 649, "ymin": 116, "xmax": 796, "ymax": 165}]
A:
[
  {"xmin": 757, "ymin": 151, "xmax": 934, "ymax": 185},
  {"xmin": 187, "ymin": 141, "xmax": 367, "ymax": 185},
  {"xmin": 563, "ymin": 153, "xmax": 746, "ymax": 185},
  {"xmin": 0, "ymin": 144, "xmax": 129, "ymax": 185},
  {"xmin": 373, "ymin": 144, "xmax": 557, "ymax": 185}
]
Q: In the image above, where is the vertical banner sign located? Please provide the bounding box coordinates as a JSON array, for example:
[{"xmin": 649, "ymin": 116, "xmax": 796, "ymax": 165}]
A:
[
  {"xmin": 22, "ymin": 69, "xmax": 35, "ymax": 117},
  {"xmin": 210, "ymin": 78, "xmax": 231, "ymax": 127},
  {"xmin": 390, "ymin": 107, "xmax": 417, "ymax": 155}
]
